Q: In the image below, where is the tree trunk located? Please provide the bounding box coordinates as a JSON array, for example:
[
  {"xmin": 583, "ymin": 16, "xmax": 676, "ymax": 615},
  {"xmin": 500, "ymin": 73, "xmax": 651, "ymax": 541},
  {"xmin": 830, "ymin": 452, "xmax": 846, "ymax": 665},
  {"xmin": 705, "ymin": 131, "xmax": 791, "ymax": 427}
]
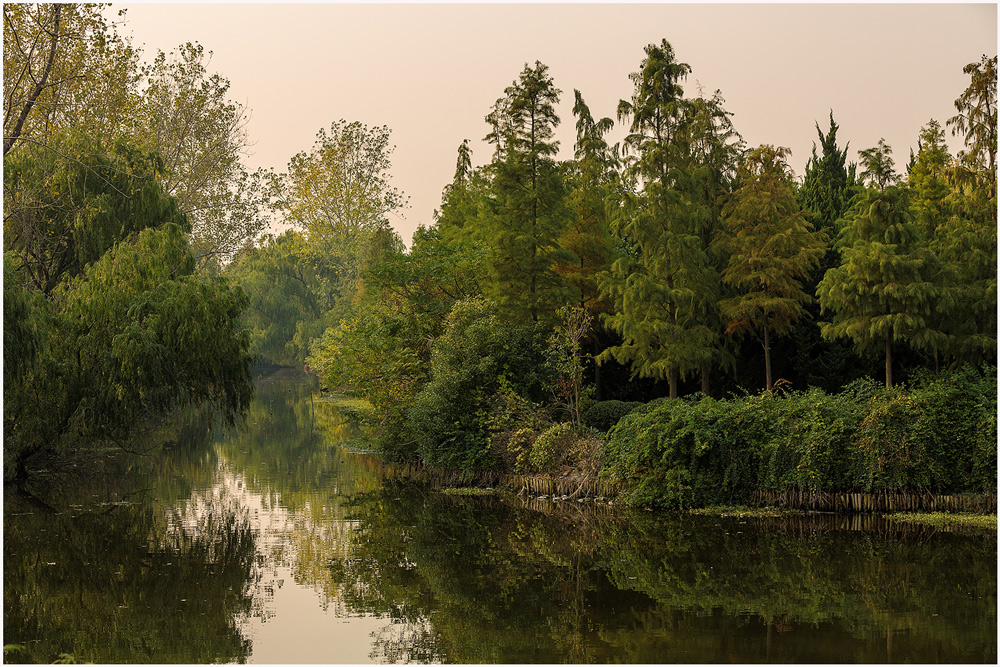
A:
[
  {"xmin": 885, "ymin": 335, "xmax": 893, "ymax": 388},
  {"xmin": 4, "ymin": 5, "xmax": 62, "ymax": 156},
  {"xmin": 669, "ymin": 367, "xmax": 678, "ymax": 399},
  {"xmin": 764, "ymin": 324, "xmax": 773, "ymax": 392},
  {"xmin": 701, "ymin": 361, "xmax": 710, "ymax": 396},
  {"xmin": 593, "ymin": 339, "xmax": 603, "ymax": 401}
]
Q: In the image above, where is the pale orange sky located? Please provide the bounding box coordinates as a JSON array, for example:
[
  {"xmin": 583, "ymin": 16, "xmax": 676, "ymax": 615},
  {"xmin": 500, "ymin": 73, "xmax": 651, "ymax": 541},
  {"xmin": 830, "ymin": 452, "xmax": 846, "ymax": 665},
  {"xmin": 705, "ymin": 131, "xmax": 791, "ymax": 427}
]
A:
[{"xmin": 115, "ymin": 3, "xmax": 997, "ymax": 243}]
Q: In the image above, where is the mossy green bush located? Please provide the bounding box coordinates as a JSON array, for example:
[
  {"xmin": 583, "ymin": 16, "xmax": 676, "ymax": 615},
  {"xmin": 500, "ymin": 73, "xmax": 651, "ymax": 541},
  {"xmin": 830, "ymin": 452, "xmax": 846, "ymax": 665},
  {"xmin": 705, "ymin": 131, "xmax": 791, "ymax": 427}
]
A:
[
  {"xmin": 530, "ymin": 422, "xmax": 575, "ymax": 472},
  {"xmin": 580, "ymin": 399, "xmax": 644, "ymax": 432},
  {"xmin": 601, "ymin": 368, "xmax": 996, "ymax": 509}
]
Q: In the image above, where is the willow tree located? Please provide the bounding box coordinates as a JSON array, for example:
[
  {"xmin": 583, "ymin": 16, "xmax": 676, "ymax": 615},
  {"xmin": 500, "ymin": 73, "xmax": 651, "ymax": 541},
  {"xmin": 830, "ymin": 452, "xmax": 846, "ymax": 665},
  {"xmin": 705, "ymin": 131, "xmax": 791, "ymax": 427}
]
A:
[
  {"xmin": 600, "ymin": 40, "xmax": 729, "ymax": 398},
  {"xmin": 3, "ymin": 130, "xmax": 187, "ymax": 294},
  {"xmin": 817, "ymin": 180, "xmax": 945, "ymax": 388},
  {"xmin": 718, "ymin": 145, "xmax": 827, "ymax": 391},
  {"xmin": 481, "ymin": 61, "xmax": 571, "ymax": 323}
]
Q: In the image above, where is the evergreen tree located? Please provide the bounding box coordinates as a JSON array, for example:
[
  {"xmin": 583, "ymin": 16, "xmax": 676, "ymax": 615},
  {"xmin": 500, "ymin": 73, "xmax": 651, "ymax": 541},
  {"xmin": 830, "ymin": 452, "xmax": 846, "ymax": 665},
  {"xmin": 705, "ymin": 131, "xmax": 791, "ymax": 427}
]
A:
[
  {"xmin": 718, "ymin": 145, "xmax": 828, "ymax": 391},
  {"xmin": 798, "ymin": 112, "xmax": 859, "ymax": 237},
  {"xmin": 481, "ymin": 61, "xmax": 571, "ymax": 323},
  {"xmin": 785, "ymin": 113, "xmax": 866, "ymax": 391},
  {"xmin": 555, "ymin": 89, "xmax": 619, "ymax": 315},
  {"xmin": 817, "ymin": 184, "xmax": 945, "ymax": 388},
  {"xmin": 908, "ymin": 120, "xmax": 953, "ymax": 240},
  {"xmin": 935, "ymin": 59, "xmax": 998, "ymax": 366},
  {"xmin": 858, "ymin": 138, "xmax": 898, "ymax": 192},
  {"xmin": 947, "ymin": 54, "xmax": 997, "ymax": 198},
  {"xmin": 600, "ymin": 40, "xmax": 732, "ymax": 398},
  {"xmin": 435, "ymin": 139, "xmax": 492, "ymax": 249}
]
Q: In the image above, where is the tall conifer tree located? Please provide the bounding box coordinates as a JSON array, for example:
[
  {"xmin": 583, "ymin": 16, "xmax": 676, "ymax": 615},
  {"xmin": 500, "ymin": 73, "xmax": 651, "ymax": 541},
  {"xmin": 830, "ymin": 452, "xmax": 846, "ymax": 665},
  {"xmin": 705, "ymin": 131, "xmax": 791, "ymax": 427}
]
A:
[
  {"xmin": 555, "ymin": 90, "xmax": 619, "ymax": 315},
  {"xmin": 600, "ymin": 40, "xmax": 733, "ymax": 398},
  {"xmin": 718, "ymin": 145, "xmax": 827, "ymax": 391},
  {"xmin": 817, "ymin": 174, "xmax": 945, "ymax": 387},
  {"xmin": 482, "ymin": 61, "xmax": 571, "ymax": 323}
]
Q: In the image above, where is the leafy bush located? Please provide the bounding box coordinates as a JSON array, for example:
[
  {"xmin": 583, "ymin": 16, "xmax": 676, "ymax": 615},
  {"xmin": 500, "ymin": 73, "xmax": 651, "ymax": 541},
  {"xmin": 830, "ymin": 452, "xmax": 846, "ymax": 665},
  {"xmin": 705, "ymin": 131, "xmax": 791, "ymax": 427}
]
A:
[
  {"xmin": 406, "ymin": 297, "xmax": 552, "ymax": 471},
  {"xmin": 580, "ymin": 400, "xmax": 644, "ymax": 432},
  {"xmin": 601, "ymin": 368, "xmax": 996, "ymax": 508},
  {"xmin": 530, "ymin": 423, "xmax": 574, "ymax": 471}
]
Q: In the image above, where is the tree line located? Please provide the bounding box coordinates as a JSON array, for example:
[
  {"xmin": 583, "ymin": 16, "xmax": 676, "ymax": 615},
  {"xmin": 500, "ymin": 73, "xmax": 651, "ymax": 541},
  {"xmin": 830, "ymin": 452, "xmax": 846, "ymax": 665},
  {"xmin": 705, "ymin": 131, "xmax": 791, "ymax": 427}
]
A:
[
  {"xmin": 4, "ymin": 7, "xmax": 994, "ymax": 482},
  {"xmin": 231, "ymin": 39, "xmax": 996, "ymax": 474}
]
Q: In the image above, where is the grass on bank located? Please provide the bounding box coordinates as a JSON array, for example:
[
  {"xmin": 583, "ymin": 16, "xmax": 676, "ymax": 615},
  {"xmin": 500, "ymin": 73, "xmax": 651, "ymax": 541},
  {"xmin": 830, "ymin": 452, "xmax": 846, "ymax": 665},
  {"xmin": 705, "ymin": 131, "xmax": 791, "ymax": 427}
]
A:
[
  {"xmin": 884, "ymin": 512, "xmax": 997, "ymax": 530},
  {"xmin": 318, "ymin": 393, "xmax": 372, "ymax": 410},
  {"xmin": 441, "ymin": 487, "xmax": 500, "ymax": 497},
  {"xmin": 687, "ymin": 505, "xmax": 806, "ymax": 518}
]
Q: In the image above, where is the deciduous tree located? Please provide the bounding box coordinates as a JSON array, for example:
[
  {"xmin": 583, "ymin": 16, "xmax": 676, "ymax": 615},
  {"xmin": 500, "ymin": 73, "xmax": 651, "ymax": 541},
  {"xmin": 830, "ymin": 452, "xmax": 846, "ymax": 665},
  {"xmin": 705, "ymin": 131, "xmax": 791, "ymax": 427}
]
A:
[{"xmin": 277, "ymin": 119, "xmax": 408, "ymax": 319}]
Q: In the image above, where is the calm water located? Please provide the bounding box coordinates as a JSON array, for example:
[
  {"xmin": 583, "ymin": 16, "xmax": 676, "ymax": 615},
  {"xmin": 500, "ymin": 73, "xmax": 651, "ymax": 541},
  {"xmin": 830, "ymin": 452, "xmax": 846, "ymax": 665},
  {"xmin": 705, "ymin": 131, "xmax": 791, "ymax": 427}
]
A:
[{"xmin": 4, "ymin": 370, "xmax": 996, "ymax": 664}]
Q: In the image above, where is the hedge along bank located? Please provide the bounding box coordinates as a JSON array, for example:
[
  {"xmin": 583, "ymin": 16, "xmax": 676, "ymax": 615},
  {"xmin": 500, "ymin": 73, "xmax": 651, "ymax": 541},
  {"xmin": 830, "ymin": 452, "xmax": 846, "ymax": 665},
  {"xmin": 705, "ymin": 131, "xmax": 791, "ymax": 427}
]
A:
[{"xmin": 598, "ymin": 368, "xmax": 997, "ymax": 510}]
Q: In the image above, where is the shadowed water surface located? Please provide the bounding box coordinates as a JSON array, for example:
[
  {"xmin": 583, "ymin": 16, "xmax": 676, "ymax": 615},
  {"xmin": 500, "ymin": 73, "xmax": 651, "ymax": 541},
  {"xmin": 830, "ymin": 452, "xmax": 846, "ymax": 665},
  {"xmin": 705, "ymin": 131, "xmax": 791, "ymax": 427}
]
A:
[{"xmin": 4, "ymin": 370, "xmax": 996, "ymax": 663}]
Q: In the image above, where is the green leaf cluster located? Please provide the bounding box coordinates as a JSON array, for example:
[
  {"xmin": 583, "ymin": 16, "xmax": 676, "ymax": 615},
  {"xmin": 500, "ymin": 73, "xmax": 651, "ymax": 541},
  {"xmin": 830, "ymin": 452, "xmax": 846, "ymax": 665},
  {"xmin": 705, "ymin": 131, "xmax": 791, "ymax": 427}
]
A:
[
  {"xmin": 3, "ymin": 132, "xmax": 254, "ymax": 481},
  {"xmin": 601, "ymin": 367, "xmax": 996, "ymax": 508}
]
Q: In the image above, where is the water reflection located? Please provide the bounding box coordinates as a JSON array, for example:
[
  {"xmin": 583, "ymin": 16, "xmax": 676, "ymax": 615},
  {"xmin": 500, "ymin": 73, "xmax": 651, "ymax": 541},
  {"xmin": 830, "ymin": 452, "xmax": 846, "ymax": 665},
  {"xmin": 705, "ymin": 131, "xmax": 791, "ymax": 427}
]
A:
[
  {"xmin": 4, "ymin": 477, "xmax": 257, "ymax": 664},
  {"xmin": 4, "ymin": 370, "xmax": 996, "ymax": 664},
  {"xmin": 331, "ymin": 487, "xmax": 996, "ymax": 663}
]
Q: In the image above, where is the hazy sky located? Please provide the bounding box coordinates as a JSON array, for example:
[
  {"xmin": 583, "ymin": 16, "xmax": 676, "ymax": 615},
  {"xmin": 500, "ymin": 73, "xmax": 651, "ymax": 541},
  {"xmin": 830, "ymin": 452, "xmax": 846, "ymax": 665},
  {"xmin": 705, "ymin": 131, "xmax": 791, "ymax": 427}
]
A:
[{"xmin": 114, "ymin": 2, "xmax": 997, "ymax": 243}]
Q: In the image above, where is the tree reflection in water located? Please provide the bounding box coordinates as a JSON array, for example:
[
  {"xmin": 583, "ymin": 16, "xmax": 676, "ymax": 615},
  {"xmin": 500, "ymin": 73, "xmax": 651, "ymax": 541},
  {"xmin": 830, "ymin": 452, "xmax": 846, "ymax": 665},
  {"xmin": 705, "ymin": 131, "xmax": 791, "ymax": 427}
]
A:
[{"xmin": 4, "ymin": 371, "xmax": 996, "ymax": 664}]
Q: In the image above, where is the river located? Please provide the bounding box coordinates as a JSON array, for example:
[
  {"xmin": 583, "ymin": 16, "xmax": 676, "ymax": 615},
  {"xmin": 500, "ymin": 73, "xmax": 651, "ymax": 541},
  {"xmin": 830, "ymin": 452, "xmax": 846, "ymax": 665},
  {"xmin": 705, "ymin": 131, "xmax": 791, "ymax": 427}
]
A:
[{"xmin": 4, "ymin": 369, "xmax": 996, "ymax": 663}]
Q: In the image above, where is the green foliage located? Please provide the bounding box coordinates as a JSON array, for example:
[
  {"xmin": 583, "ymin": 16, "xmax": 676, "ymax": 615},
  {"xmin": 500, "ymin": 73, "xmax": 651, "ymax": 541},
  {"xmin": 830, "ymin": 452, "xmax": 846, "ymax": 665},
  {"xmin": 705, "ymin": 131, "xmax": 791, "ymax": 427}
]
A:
[
  {"xmin": 799, "ymin": 112, "xmax": 859, "ymax": 235},
  {"xmin": 544, "ymin": 306, "xmax": 592, "ymax": 427},
  {"xmin": 858, "ymin": 138, "xmax": 898, "ymax": 191},
  {"xmin": 5, "ymin": 223, "xmax": 254, "ymax": 480},
  {"xmin": 225, "ymin": 230, "xmax": 323, "ymax": 365},
  {"xmin": 554, "ymin": 90, "xmax": 620, "ymax": 314},
  {"xmin": 580, "ymin": 399, "xmax": 644, "ymax": 432},
  {"xmin": 602, "ymin": 40, "xmax": 737, "ymax": 397},
  {"xmin": 947, "ymin": 54, "xmax": 997, "ymax": 188},
  {"xmin": 601, "ymin": 368, "xmax": 995, "ymax": 508},
  {"xmin": 276, "ymin": 119, "xmax": 407, "ymax": 319},
  {"xmin": 481, "ymin": 61, "xmax": 573, "ymax": 323},
  {"xmin": 817, "ymin": 186, "xmax": 945, "ymax": 386},
  {"xmin": 718, "ymin": 144, "xmax": 828, "ymax": 390},
  {"xmin": 4, "ymin": 130, "xmax": 187, "ymax": 294},
  {"xmin": 305, "ymin": 227, "xmax": 485, "ymax": 459},
  {"xmin": 529, "ymin": 422, "xmax": 574, "ymax": 471},
  {"xmin": 505, "ymin": 428, "xmax": 537, "ymax": 474},
  {"xmin": 136, "ymin": 42, "xmax": 272, "ymax": 268},
  {"xmin": 407, "ymin": 297, "xmax": 551, "ymax": 470}
]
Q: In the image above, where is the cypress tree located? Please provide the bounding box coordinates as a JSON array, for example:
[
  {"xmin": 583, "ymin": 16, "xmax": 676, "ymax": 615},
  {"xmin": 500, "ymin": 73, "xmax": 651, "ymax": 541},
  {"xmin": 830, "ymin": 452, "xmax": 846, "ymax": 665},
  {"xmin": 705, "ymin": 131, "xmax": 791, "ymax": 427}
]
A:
[
  {"xmin": 718, "ymin": 145, "xmax": 827, "ymax": 391},
  {"xmin": 482, "ymin": 61, "xmax": 571, "ymax": 323},
  {"xmin": 817, "ymin": 182, "xmax": 945, "ymax": 388},
  {"xmin": 600, "ymin": 40, "xmax": 733, "ymax": 398}
]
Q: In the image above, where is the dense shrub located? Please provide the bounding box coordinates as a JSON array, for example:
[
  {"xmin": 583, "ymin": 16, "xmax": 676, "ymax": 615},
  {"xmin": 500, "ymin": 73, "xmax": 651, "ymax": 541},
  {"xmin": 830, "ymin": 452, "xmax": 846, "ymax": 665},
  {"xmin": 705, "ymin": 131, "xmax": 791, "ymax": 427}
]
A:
[
  {"xmin": 407, "ymin": 298, "xmax": 552, "ymax": 471},
  {"xmin": 601, "ymin": 368, "xmax": 996, "ymax": 508},
  {"xmin": 580, "ymin": 400, "xmax": 644, "ymax": 432}
]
